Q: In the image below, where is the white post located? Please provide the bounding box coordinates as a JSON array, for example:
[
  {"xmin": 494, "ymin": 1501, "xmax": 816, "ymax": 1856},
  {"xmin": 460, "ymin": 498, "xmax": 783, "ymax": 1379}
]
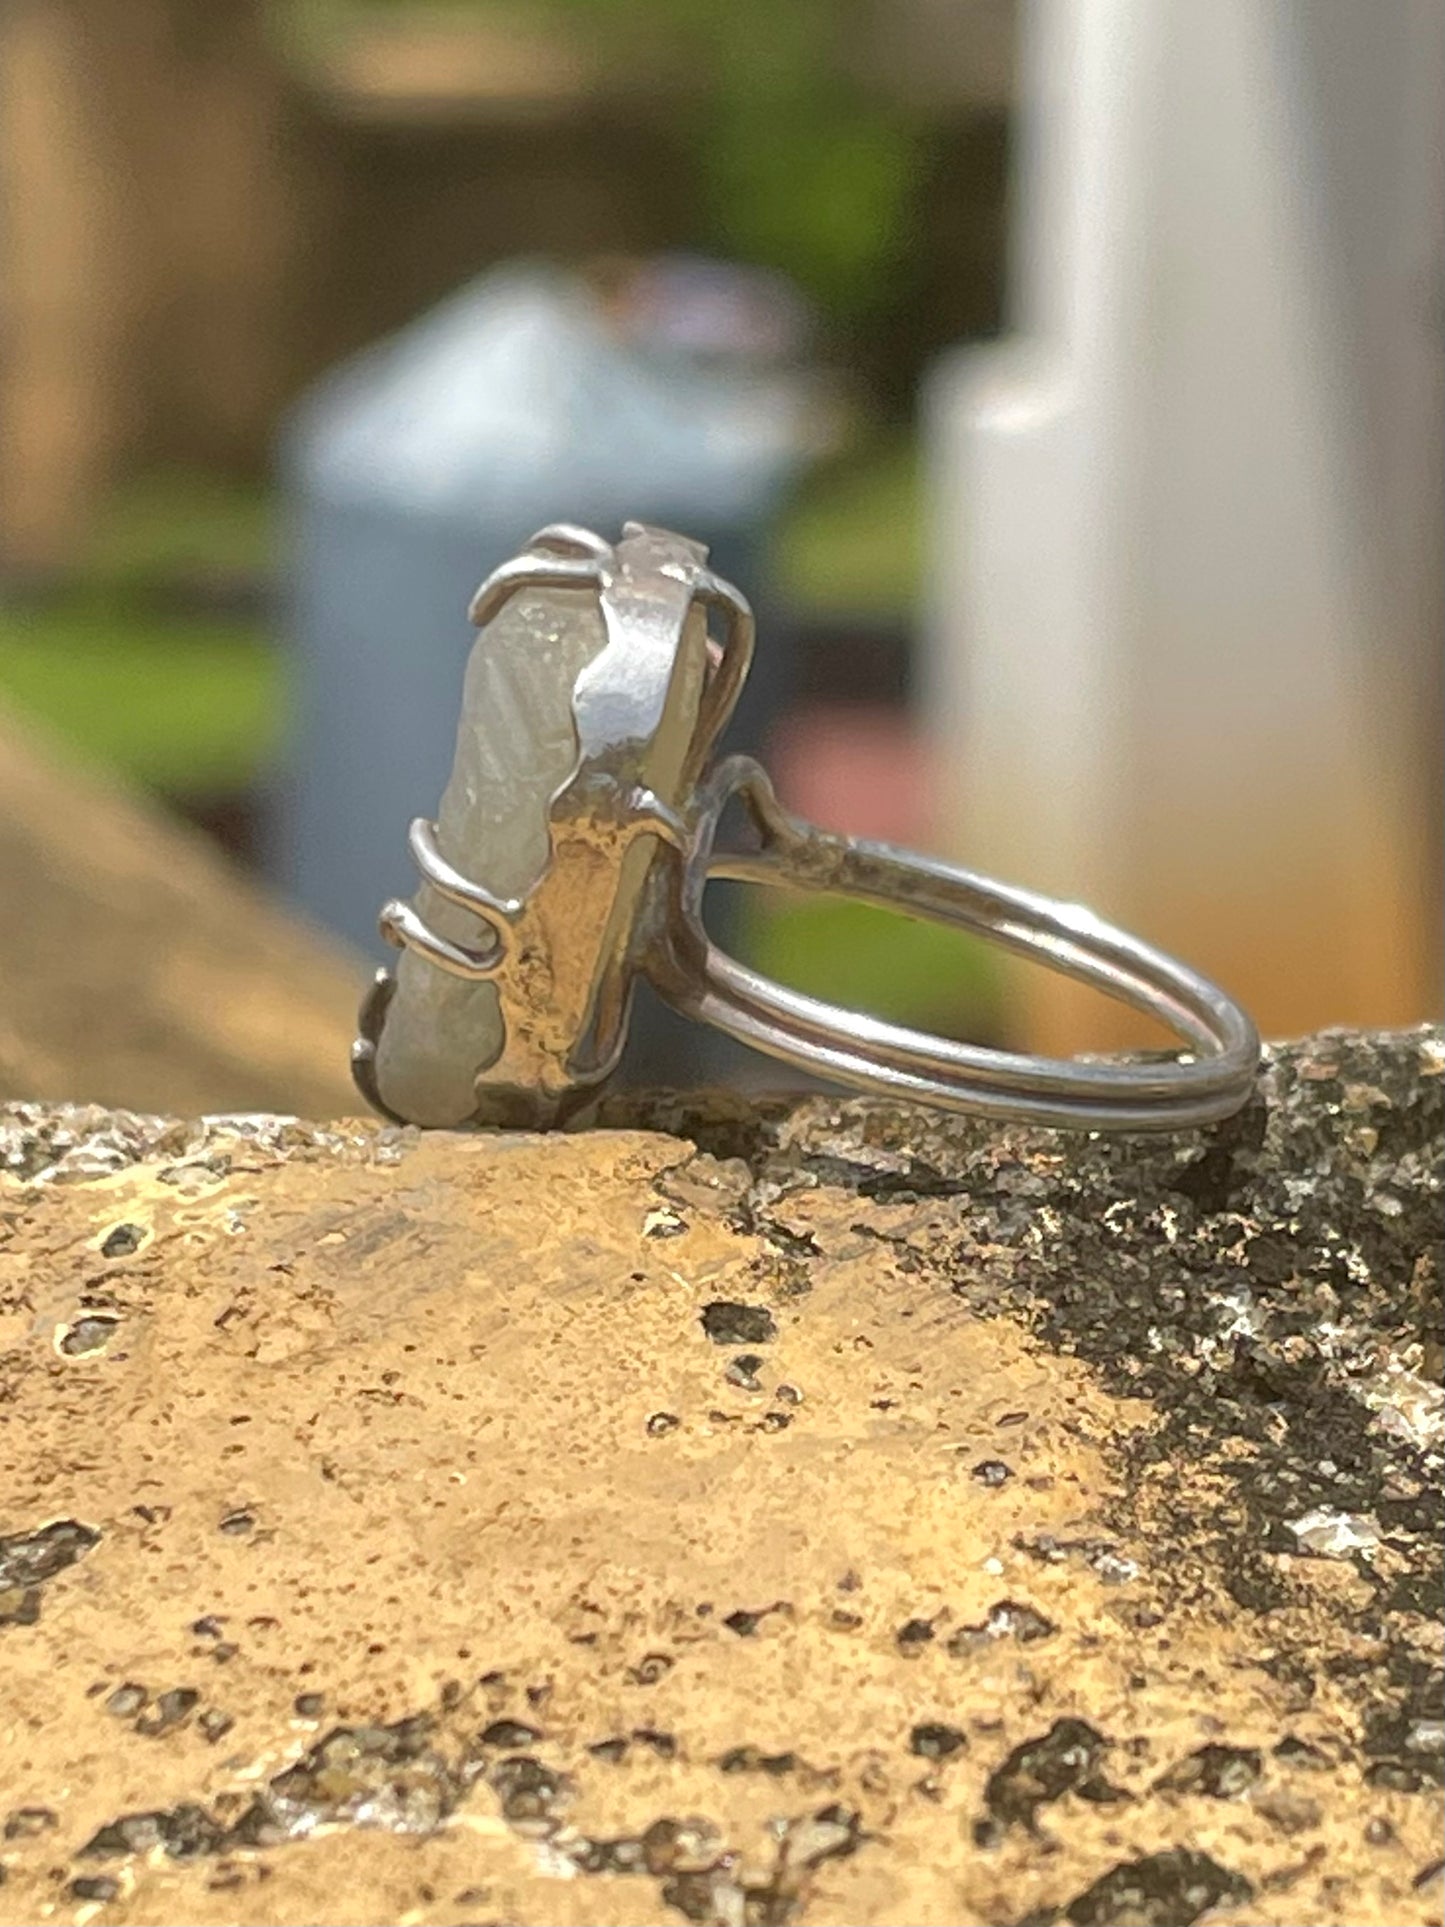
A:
[{"xmin": 924, "ymin": 0, "xmax": 1443, "ymax": 1053}]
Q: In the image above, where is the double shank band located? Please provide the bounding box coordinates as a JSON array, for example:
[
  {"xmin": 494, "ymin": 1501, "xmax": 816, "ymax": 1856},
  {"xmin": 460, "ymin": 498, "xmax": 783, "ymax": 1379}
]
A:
[
  {"xmin": 647, "ymin": 755, "xmax": 1259, "ymax": 1132},
  {"xmin": 360, "ymin": 524, "xmax": 1259, "ymax": 1132}
]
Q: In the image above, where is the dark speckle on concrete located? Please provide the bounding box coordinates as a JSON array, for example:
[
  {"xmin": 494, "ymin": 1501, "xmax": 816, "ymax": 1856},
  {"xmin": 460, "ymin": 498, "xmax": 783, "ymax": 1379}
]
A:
[
  {"xmin": 83, "ymin": 1805, "xmax": 225, "ymax": 1861},
  {"xmin": 725, "ymin": 1352, "xmax": 765, "ymax": 1390},
  {"xmin": 1156, "ymin": 1743, "xmax": 1263, "ymax": 1798},
  {"xmin": 489, "ymin": 1755, "xmax": 572, "ymax": 1836},
  {"xmin": 718, "ymin": 1745, "xmax": 798, "ymax": 1776},
  {"xmin": 3, "ymin": 1806, "xmax": 57, "ymax": 1839},
  {"xmin": 0, "ymin": 1519, "xmax": 100, "ymax": 1626},
  {"xmin": 949, "ymin": 1600, "xmax": 1057, "ymax": 1651},
  {"xmin": 723, "ymin": 1605, "xmax": 786, "ymax": 1637},
  {"xmin": 477, "ymin": 1718, "xmax": 539, "ymax": 1750},
  {"xmin": 985, "ymin": 1719, "xmax": 1119, "ymax": 1829},
  {"xmin": 68, "ymin": 1875, "xmax": 121, "ymax": 1903},
  {"xmin": 631, "ymin": 1728, "xmax": 676, "ymax": 1758},
  {"xmin": 104, "ymin": 1682, "xmax": 147, "ymax": 1719},
  {"xmin": 895, "ymin": 1617, "xmax": 936, "ymax": 1653},
  {"xmin": 134, "ymin": 1687, "xmax": 200, "ymax": 1736},
  {"xmin": 59, "ymin": 1315, "xmax": 120, "ymax": 1357},
  {"xmin": 910, "ymin": 1721, "xmax": 967, "ymax": 1760},
  {"xmin": 701, "ymin": 1302, "xmax": 777, "ymax": 1346},
  {"xmin": 1062, "ymin": 1847, "xmax": 1254, "ymax": 1925}
]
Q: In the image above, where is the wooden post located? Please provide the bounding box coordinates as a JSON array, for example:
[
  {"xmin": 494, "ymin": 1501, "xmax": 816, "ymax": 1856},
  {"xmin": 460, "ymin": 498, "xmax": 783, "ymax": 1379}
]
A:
[{"xmin": 0, "ymin": 0, "xmax": 296, "ymax": 572}]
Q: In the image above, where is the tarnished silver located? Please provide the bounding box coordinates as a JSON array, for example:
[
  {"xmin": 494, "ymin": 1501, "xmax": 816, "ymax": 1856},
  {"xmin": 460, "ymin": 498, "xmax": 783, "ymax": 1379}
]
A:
[{"xmin": 355, "ymin": 524, "xmax": 1259, "ymax": 1131}]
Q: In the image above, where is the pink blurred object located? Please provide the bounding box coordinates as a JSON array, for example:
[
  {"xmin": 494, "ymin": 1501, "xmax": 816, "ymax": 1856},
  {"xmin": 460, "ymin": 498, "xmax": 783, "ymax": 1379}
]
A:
[{"xmin": 769, "ymin": 703, "xmax": 936, "ymax": 846}]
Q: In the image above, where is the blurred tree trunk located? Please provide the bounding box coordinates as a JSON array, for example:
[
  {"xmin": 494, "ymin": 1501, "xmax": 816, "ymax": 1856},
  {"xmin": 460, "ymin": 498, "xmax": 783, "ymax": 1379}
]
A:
[
  {"xmin": 0, "ymin": 1, "xmax": 136, "ymax": 575},
  {"xmin": 0, "ymin": 0, "xmax": 296, "ymax": 575}
]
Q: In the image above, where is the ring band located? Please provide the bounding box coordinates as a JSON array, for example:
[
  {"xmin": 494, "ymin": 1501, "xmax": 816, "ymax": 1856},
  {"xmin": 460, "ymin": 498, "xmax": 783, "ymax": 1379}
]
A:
[
  {"xmin": 648, "ymin": 755, "xmax": 1259, "ymax": 1131},
  {"xmin": 354, "ymin": 525, "xmax": 1259, "ymax": 1132}
]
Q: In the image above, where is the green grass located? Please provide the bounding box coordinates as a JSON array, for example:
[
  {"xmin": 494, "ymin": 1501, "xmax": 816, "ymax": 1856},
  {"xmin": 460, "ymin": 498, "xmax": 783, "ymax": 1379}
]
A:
[
  {"xmin": 0, "ymin": 438, "xmax": 925, "ymax": 813},
  {"xmin": 0, "ymin": 468, "xmax": 284, "ymax": 794},
  {"xmin": 0, "ymin": 609, "xmax": 285, "ymax": 794},
  {"xmin": 759, "ymin": 434, "xmax": 982, "ymax": 1027},
  {"xmin": 739, "ymin": 890, "xmax": 1001, "ymax": 1037},
  {"xmin": 86, "ymin": 470, "xmax": 276, "ymax": 593}
]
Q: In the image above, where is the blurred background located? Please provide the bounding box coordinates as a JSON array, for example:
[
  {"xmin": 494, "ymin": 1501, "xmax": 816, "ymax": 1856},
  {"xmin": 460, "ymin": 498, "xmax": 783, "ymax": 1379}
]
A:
[{"xmin": 0, "ymin": 0, "xmax": 1439, "ymax": 1118}]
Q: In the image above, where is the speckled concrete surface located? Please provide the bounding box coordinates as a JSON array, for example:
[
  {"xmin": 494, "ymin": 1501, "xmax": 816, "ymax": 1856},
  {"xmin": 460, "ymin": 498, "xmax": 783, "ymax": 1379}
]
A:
[{"xmin": 0, "ymin": 1027, "xmax": 1440, "ymax": 1927}]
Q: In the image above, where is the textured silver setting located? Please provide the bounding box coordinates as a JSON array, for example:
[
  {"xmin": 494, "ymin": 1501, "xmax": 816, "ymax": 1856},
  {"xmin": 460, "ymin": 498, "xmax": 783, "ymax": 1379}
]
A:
[{"xmin": 355, "ymin": 524, "xmax": 1259, "ymax": 1131}]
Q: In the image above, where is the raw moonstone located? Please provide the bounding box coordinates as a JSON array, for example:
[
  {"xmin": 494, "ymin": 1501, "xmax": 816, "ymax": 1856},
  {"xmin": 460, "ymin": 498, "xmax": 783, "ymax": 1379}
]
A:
[{"xmin": 372, "ymin": 586, "xmax": 606, "ymax": 1126}]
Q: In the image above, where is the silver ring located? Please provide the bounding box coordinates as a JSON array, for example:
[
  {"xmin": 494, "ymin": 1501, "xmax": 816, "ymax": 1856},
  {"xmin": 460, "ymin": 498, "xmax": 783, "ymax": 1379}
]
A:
[
  {"xmin": 650, "ymin": 755, "xmax": 1258, "ymax": 1131},
  {"xmin": 354, "ymin": 525, "xmax": 1259, "ymax": 1132}
]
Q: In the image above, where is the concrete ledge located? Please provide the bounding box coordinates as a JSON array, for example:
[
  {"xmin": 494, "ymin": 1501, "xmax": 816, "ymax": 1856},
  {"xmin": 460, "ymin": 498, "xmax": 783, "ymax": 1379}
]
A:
[{"xmin": 0, "ymin": 1027, "xmax": 1440, "ymax": 1926}]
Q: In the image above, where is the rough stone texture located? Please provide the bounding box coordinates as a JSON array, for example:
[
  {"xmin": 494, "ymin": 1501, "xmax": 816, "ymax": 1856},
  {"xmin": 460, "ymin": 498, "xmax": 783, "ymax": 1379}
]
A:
[
  {"xmin": 0, "ymin": 707, "xmax": 363, "ymax": 1119},
  {"xmin": 0, "ymin": 1025, "xmax": 1440, "ymax": 1927}
]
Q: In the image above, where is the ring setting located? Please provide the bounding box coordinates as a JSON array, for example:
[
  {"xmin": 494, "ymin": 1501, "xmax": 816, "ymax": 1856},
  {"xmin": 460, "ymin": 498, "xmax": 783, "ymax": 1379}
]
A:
[{"xmin": 353, "ymin": 523, "xmax": 1259, "ymax": 1132}]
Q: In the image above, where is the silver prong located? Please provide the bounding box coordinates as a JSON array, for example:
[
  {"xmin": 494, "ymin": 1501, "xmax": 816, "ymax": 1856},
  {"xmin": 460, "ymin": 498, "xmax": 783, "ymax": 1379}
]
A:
[
  {"xmin": 689, "ymin": 567, "xmax": 756, "ymax": 756},
  {"xmin": 356, "ymin": 964, "xmax": 396, "ymax": 1042},
  {"xmin": 407, "ymin": 818, "xmax": 521, "ymax": 933},
  {"xmin": 468, "ymin": 550, "xmax": 605, "ymax": 627},
  {"xmin": 351, "ymin": 970, "xmax": 408, "ymax": 1121},
  {"xmin": 626, "ymin": 787, "xmax": 688, "ymax": 848},
  {"xmin": 527, "ymin": 523, "xmax": 615, "ymax": 560},
  {"xmin": 379, "ymin": 900, "xmax": 506, "ymax": 981}
]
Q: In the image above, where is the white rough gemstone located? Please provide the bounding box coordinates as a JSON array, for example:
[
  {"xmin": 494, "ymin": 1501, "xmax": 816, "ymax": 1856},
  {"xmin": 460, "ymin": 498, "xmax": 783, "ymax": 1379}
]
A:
[{"xmin": 372, "ymin": 586, "xmax": 606, "ymax": 1126}]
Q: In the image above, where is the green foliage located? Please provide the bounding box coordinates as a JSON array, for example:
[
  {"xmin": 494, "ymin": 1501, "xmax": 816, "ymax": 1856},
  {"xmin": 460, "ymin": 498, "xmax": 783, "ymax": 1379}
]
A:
[
  {"xmin": 706, "ymin": 107, "xmax": 918, "ymax": 321},
  {"xmin": 292, "ymin": 0, "xmax": 925, "ymax": 322},
  {"xmin": 656, "ymin": 0, "xmax": 924, "ymax": 319}
]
